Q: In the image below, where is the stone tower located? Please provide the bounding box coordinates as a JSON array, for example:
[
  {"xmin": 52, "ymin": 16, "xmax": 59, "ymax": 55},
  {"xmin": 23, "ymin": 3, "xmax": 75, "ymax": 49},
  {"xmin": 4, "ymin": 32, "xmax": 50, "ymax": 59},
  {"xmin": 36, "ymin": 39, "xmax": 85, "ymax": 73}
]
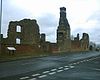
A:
[
  {"xmin": 57, "ymin": 7, "xmax": 71, "ymax": 52},
  {"xmin": 81, "ymin": 33, "xmax": 89, "ymax": 51}
]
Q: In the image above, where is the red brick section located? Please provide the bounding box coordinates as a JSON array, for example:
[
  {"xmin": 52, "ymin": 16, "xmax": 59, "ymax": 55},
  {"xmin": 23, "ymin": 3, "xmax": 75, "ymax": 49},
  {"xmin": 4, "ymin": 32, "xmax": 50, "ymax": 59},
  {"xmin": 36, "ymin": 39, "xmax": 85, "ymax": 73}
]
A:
[
  {"xmin": 15, "ymin": 44, "xmax": 40, "ymax": 54},
  {"xmin": 1, "ymin": 44, "xmax": 41, "ymax": 54}
]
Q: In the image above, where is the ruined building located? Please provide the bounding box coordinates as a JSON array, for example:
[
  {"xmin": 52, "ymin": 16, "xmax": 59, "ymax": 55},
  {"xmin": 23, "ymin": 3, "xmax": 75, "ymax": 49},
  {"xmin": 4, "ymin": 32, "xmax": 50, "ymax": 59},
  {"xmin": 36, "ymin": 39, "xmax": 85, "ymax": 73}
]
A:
[
  {"xmin": 7, "ymin": 19, "xmax": 40, "ymax": 45},
  {"xmin": 80, "ymin": 33, "xmax": 89, "ymax": 51},
  {"xmin": 56, "ymin": 7, "xmax": 89, "ymax": 52},
  {"xmin": 71, "ymin": 33, "xmax": 89, "ymax": 52},
  {"xmin": 1, "ymin": 19, "xmax": 41, "ymax": 54},
  {"xmin": 1, "ymin": 7, "xmax": 89, "ymax": 54}
]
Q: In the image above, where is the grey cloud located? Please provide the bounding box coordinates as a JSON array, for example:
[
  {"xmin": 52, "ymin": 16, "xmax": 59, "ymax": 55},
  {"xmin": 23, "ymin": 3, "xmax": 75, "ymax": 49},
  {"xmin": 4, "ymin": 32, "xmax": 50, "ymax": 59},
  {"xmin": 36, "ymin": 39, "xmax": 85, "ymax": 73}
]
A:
[
  {"xmin": 2, "ymin": 0, "xmax": 34, "ymax": 37},
  {"xmin": 90, "ymin": 27, "xmax": 100, "ymax": 43},
  {"xmin": 40, "ymin": 27, "xmax": 57, "ymax": 42},
  {"xmin": 3, "ymin": 1, "xmax": 32, "ymax": 20},
  {"xmin": 38, "ymin": 13, "xmax": 58, "ymax": 28},
  {"xmin": 87, "ymin": 10, "xmax": 100, "ymax": 21},
  {"xmin": 72, "ymin": 10, "xmax": 100, "ymax": 44},
  {"xmin": 37, "ymin": 13, "xmax": 58, "ymax": 42},
  {"xmin": 2, "ymin": 0, "xmax": 58, "ymax": 42},
  {"xmin": 72, "ymin": 25, "xmax": 100, "ymax": 44}
]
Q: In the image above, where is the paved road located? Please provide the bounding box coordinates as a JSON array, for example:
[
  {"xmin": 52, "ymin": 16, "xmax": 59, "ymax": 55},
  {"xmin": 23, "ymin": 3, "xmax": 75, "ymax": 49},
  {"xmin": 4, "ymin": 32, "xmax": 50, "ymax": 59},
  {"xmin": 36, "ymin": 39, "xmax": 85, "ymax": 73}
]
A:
[{"xmin": 0, "ymin": 51, "xmax": 100, "ymax": 80}]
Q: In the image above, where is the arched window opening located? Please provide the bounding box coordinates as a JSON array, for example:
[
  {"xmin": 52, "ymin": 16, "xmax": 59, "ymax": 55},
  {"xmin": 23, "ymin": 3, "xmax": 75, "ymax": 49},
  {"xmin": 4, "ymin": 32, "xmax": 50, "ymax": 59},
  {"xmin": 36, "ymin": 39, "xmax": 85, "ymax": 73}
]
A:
[
  {"xmin": 16, "ymin": 38, "xmax": 21, "ymax": 44},
  {"xmin": 16, "ymin": 25, "xmax": 21, "ymax": 32}
]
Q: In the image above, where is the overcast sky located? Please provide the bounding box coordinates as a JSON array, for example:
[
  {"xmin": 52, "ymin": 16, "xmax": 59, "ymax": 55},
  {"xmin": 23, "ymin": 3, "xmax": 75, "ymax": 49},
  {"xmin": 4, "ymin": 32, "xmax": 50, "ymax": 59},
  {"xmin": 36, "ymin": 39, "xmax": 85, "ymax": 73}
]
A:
[{"xmin": 1, "ymin": 0, "xmax": 100, "ymax": 44}]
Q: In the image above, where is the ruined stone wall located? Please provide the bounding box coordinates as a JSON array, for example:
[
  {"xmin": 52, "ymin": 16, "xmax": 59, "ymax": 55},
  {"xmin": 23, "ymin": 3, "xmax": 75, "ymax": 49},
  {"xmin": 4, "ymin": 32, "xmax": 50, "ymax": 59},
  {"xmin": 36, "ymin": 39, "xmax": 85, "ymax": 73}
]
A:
[
  {"xmin": 71, "ymin": 40, "xmax": 81, "ymax": 52},
  {"xmin": 70, "ymin": 33, "xmax": 89, "ymax": 52},
  {"xmin": 7, "ymin": 19, "xmax": 40, "ymax": 45}
]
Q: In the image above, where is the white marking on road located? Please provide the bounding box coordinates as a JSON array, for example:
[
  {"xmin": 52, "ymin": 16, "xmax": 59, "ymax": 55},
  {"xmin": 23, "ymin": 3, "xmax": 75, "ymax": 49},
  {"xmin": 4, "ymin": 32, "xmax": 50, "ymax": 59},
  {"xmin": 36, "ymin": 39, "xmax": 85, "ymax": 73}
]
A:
[
  {"xmin": 58, "ymin": 67, "xmax": 63, "ymax": 69},
  {"xmin": 57, "ymin": 70, "xmax": 63, "ymax": 72},
  {"xmin": 64, "ymin": 68, "xmax": 69, "ymax": 70},
  {"xmin": 88, "ymin": 59, "xmax": 91, "ymax": 61},
  {"xmin": 32, "ymin": 74, "xmax": 40, "ymax": 77},
  {"xmin": 64, "ymin": 65, "xmax": 68, "ymax": 67},
  {"xmin": 83, "ymin": 60, "xmax": 86, "ymax": 62},
  {"xmin": 94, "ymin": 68, "xmax": 100, "ymax": 71},
  {"xmin": 51, "ymin": 69, "xmax": 57, "ymax": 71},
  {"xmin": 70, "ymin": 66, "xmax": 75, "ymax": 68},
  {"xmin": 20, "ymin": 76, "xmax": 29, "ymax": 80},
  {"xmin": 38, "ymin": 75, "xmax": 47, "ymax": 78},
  {"xmin": 43, "ymin": 71, "xmax": 50, "ymax": 74},
  {"xmin": 80, "ymin": 61, "xmax": 83, "ymax": 63},
  {"xmin": 21, "ymin": 62, "xmax": 34, "ymax": 65},
  {"xmin": 76, "ymin": 62, "xmax": 80, "ymax": 64},
  {"xmin": 28, "ymin": 78, "xmax": 37, "ymax": 80},
  {"xmin": 49, "ymin": 72, "xmax": 56, "ymax": 75},
  {"xmin": 73, "ymin": 63, "xmax": 77, "ymax": 65}
]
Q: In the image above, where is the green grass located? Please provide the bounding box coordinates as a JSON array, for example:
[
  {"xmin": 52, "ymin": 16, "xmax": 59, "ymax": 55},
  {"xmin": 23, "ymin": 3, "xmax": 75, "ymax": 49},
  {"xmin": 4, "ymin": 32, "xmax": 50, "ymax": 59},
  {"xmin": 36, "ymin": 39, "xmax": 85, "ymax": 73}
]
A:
[{"xmin": 0, "ymin": 52, "xmax": 51, "ymax": 62}]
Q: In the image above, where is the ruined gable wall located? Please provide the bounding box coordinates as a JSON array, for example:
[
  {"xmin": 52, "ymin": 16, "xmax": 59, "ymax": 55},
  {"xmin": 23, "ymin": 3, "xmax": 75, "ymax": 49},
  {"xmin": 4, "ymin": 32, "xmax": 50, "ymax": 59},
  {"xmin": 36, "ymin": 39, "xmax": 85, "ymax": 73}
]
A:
[{"xmin": 7, "ymin": 19, "xmax": 40, "ymax": 45}]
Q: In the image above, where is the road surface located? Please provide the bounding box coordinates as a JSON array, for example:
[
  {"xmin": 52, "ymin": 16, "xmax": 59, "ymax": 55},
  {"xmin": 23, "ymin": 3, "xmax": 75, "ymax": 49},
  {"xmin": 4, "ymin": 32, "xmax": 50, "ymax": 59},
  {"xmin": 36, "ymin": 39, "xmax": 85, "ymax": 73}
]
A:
[{"xmin": 0, "ymin": 51, "xmax": 100, "ymax": 80}]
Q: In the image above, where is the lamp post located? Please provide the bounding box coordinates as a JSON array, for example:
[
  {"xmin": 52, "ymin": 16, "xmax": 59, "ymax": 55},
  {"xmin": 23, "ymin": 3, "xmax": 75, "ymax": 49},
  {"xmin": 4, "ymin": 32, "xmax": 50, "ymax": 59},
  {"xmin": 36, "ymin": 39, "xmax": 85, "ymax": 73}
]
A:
[
  {"xmin": 0, "ymin": 0, "xmax": 2, "ymax": 41},
  {"xmin": 0, "ymin": 0, "xmax": 2, "ymax": 54}
]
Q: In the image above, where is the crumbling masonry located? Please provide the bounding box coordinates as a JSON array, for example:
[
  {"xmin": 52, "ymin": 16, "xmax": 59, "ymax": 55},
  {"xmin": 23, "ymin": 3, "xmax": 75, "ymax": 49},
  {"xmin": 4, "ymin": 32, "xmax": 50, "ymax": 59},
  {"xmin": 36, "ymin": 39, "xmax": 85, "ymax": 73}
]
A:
[
  {"xmin": 7, "ymin": 19, "xmax": 40, "ymax": 45},
  {"xmin": 1, "ymin": 7, "xmax": 89, "ymax": 54}
]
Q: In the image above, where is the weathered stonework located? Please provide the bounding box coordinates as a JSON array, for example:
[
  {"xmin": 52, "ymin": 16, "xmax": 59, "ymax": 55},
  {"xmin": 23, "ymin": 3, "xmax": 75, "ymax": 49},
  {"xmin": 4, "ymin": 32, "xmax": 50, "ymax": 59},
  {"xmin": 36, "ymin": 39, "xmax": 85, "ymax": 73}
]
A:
[
  {"xmin": 71, "ymin": 33, "xmax": 89, "ymax": 52},
  {"xmin": 1, "ymin": 19, "xmax": 41, "ymax": 54},
  {"xmin": 57, "ymin": 7, "xmax": 71, "ymax": 52},
  {"xmin": 80, "ymin": 33, "xmax": 89, "ymax": 51},
  {"xmin": 1, "ymin": 7, "xmax": 90, "ymax": 54},
  {"xmin": 7, "ymin": 19, "xmax": 40, "ymax": 45},
  {"xmin": 56, "ymin": 7, "xmax": 89, "ymax": 52}
]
